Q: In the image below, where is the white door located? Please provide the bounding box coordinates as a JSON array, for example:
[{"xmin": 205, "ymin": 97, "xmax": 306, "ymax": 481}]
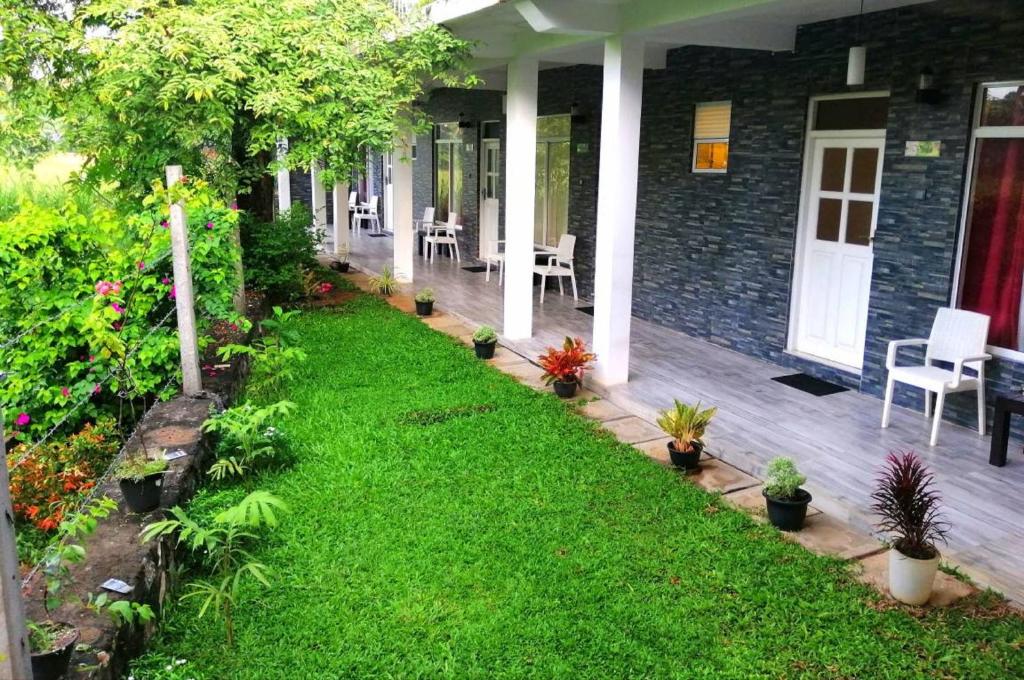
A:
[
  {"xmin": 383, "ymin": 151, "xmax": 394, "ymax": 232},
  {"xmin": 793, "ymin": 136, "xmax": 884, "ymax": 369},
  {"xmin": 479, "ymin": 139, "xmax": 500, "ymax": 259}
]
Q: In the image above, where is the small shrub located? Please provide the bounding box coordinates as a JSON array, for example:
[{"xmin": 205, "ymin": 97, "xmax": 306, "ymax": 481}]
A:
[
  {"xmin": 114, "ymin": 454, "xmax": 168, "ymax": 482},
  {"xmin": 368, "ymin": 266, "xmax": 399, "ymax": 296},
  {"xmin": 415, "ymin": 288, "xmax": 435, "ymax": 303},
  {"xmin": 538, "ymin": 336, "xmax": 595, "ymax": 385},
  {"xmin": 763, "ymin": 457, "xmax": 806, "ymax": 499},
  {"xmin": 473, "ymin": 325, "xmax": 497, "ymax": 344},
  {"xmin": 202, "ymin": 401, "xmax": 296, "ymax": 480},
  {"xmin": 656, "ymin": 400, "xmax": 716, "ymax": 453},
  {"xmin": 871, "ymin": 451, "xmax": 949, "ymax": 560},
  {"xmin": 218, "ymin": 307, "xmax": 307, "ymax": 398},
  {"xmin": 240, "ymin": 205, "xmax": 320, "ymax": 301}
]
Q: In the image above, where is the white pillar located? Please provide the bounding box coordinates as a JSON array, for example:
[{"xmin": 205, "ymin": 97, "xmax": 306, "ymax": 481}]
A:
[
  {"xmin": 310, "ymin": 161, "xmax": 327, "ymax": 245},
  {"xmin": 503, "ymin": 56, "xmax": 539, "ymax": 340},
  {"xmin": 592, "ymin": 36, "xmax": 644, "ymax": 386},
  {"xmin": 0, "ymin": 419, "xmax": 32, "ymax": 680},
  {"xmin": 392, "ymin": 133, "xmax": 415, "ymax": 283},
  {"xmin": 166, "ymin": 165, "xmax": 203, "ymax": 396},
  {"xmin": 332, "ymin": 180, "xmax": 350, "ymax": 257},
  {"xmin": 276, "ymin": 139, "xmax": 291, "ymax": 214}
]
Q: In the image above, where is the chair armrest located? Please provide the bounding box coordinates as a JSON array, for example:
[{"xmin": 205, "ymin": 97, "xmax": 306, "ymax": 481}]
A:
[
  {"xmin": 886, "ymin": 338, "xmax": 929, "ymax": 369},
  {"xmin": 951, "ymin": 353, "xmax": 993, "ymax": 388}
]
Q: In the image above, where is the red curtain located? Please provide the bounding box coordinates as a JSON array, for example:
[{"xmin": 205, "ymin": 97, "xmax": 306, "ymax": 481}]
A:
[{"xmin": 961, "ymin": 88, "xmax": 1024, "ymax": 349}]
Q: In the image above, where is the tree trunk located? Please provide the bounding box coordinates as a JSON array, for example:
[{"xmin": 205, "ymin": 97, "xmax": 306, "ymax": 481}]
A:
[{"xmin": 236, "ymin": 149, "xmax": 275, "ymax": 224}]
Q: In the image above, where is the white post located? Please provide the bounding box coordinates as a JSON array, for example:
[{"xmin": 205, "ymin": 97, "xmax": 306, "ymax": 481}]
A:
[
  {"xmin": 592, "ymin": 36, "xmax": 644, "ymax": 386},
  {"xmin": 276, "ymin": 139, "xmax": 291, "ymax": 214},
  {"xmin": 310, "ymin": 161, "xmax": 328, "ymax": 246},
  {"xmin": 166, "ymin": 165, "xmax": 203, "ymax": 396},
  {"xmin": 392, "ymin": 132, "xmax": 415, "ymax": 283},
  {"xmin": 503, "ymin": 56, "xmax": 539, "ymax": 340},
  {"xmin": 0, "ymin": 416, "xmax": 33, "ymax": 680},
  {"xmin": 332, "ymin": 180, "xmax": 350, "ymax": 257}
]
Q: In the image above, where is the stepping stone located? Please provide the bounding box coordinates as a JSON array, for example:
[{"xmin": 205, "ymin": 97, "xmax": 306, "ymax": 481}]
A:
[
  {"xmin": 389, "ymin": 295, "xmax": 416, "ymax": 314},
  {"xmin": 688, "ymin": 459, "xmax": 760, "ymax": 494},
  {"xmin": 577, "ymin": 397, "xmax": 629, "ymax": 422},
  {"xmin": 489, "ymin": 348, "xmax": 525, "ymax": 366},
  {"xmin": 632, "ymin": 437, "xmax": 674, "ymax": 465},
  {"xmin": 788, "ymin": 512, "xmax": 882, "ymax": 560},
  {"xmin": 499, "ymin": 361, "xmax": 547, "ymax": 389},
  {"xmin": 603, "ymin": 416, "xmax": 665, "ymax": 444},
  {"xmin": 854, "ymin": 552, "xmax": 976, "ymax": 607},
  {"xmin": 422, "ymin": 315, "xmax": 464, "ymax": 331}
]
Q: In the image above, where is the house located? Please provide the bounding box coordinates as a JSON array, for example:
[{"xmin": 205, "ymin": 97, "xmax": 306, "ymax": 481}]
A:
[{"xmin": 287, "ymin": 0, "xmax": 1024, "ymax": 435}]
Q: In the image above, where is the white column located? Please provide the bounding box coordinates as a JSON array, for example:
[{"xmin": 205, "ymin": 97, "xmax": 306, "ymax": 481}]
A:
[
  {"xmin": 0, "ymin": 422, "xmax": 32, "ymax": 680},
  {"xmin": 392, "ymin": 133, "xmax": 415, "ymax": 283},
  {"xmin": 310, "ymin": 161, "xmax": 327, "ymax": 245},
  {"xmin": 276, "ymin": 139, "xmax": 291, "ymax": 214},
  {"xmin": 332, "ymin": 180, "xmax": 350, "ymax": 257},
  {"xmin": 503, "ymin": 56, "xmax": 539, "ymax": 340},
  {"xmin": 166, "ymin": 165, "xmax": 202, "ymax": 396},
  {"xmin": 592, "ymin": 36, "xmax": 644, "ymax": 386}
]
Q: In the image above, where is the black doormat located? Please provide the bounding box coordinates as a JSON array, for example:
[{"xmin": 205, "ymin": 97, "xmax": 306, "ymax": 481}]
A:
[
  {"xmin": 576, "ymin": 306, "xmax": 595, "ymax": 316},
  {"xmin": 771, "ymin": 373, "xmax": 849, "ymax": 397},
  {"xmin": 461, "ymin": 265, "xmax": 489, "ymax": 273},
  {"xmin": 367, "ymin": 233, "xmax": 389, "ymax": 238}
]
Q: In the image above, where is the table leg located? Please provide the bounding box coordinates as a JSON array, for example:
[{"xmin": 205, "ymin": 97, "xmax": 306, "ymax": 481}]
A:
[{"xmin": 989, "ymin": 402, "xmax": 1010, "ymax": 467}]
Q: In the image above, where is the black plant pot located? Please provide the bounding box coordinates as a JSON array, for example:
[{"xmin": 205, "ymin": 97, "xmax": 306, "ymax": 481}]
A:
[
  {"xmin": 330, "ymin": 261, "xmax": 350, "ymax": 273},
  {"xmin": 667, "ymin": 440, "xmax": 703, "ymax": 470},
  {"xmin": 31, "ymin": 625, "xmax": 79, "ymax": 680},
  {"xmin": 553, "ymin": 379, "xmax": 578, "ymax": 398},
  {"xmin": 119, "ymin": 472, "xmax": 164, "ymax": 513},
  {"xmin": 474, "ymin": 340, "xmax": 496, "ymax": 359},
  {"xmin": 415, "ymin": 300, "xmax": 434, "ymax": 316},
  {"xmin": 763, "ymin": 488, "xmax": 812, "ymax": 531}
]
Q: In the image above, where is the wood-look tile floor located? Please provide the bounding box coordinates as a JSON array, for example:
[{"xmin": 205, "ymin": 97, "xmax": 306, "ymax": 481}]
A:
[{"xmin": 344, "ymin": 234, "xmax": 1024, "ymax": 605}]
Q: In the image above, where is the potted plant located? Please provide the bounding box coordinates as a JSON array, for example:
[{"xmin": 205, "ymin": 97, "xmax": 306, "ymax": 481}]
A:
[
  {"xmin": 115, "ymin": 453, "xmax": 169, "ymax": 513},
  {"xmin": 472, "ymin": 325, "xmax": 498, "ymax": 359},
  {"xmin": 415, "ymin": 288, "xmax": 435, "ymax": 316},
  {"xmin": 656, "ymin": 399, "xmax": 717, "ymax": 471},
  {"xmin": 871, "ymin": 451, "xmax": 949, "ymax": 605},
  {"xmin": 330, "ymin": 243, "xmax": 351, "ymax": 273},
  {"xmin": 762, "ymin": 457, "xmax": 812, "ymax": 531},
  {"xmin": 368, "ymin": 266, "xmax": 398, "ymax": 296},
  {"xmin": 538, "ymin": 336, "xmax": 596, "ymax": 398}
]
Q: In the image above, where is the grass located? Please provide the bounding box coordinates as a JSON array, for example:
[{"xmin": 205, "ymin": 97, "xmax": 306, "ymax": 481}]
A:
[{"xmin": 135, "ymin": 292, "xmax": 1024, "ymax": 679}]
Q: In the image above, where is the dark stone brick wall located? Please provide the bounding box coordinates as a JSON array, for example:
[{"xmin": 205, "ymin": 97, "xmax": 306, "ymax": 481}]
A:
[{"xmin": 286, "ymin": 168, "xmax": 334, "ymax": 225}]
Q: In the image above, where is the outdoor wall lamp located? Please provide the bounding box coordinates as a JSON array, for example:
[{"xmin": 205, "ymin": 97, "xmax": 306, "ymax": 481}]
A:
[
  {"xmin": 846, "ymin": 0, "xmax": 866, "ymax": 86},
  {"xmin": 457, "ymin": 112, "xmax": 475, "ymax": 129},
  {"xmin": 916, "ymin": 67, "xmax": 942, "ymax": 105},
  {"xmin": 570, "ymin": 102, "xmax": 587, "ymax": 124}
]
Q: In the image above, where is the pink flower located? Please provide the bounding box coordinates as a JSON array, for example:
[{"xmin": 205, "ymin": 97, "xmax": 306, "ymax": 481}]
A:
[
  {"xmin": 319, "ymin": 282, "xmax": 334, "ymax": 294},
  {"xmin": 111, "ymin": 280, "xmax": 123, "ymax": 294},
  {"xmin": 137, "ymin": 261, "xmax": 146, "ymax": 270},
  {"xmin": 206, "ymin": 221, "xmax": 214, "ymax": 230},
  {"xmin": 111, "ymin": 302, "xmax": 125, "ymax": 314},
  {"xmin": 60, "ymin": 386, "xmax": 70, "ymax": 398},
  {"xmin": 89, "ymin": 355, "xmax": 95, "ymax": 363},
  {"xmin": 169, "ymin": 285, "xmax": 176, "ymax": 301},
  {"xmin": 229, "ymin": 323, "xmax": 239, "ymax": 332},
  {"xmin": 92, "ymin": 384, "xmax": 101, "ymax": 395},
  {"xmin": 160, "ymin": 220, "xmax": 169, "ymax": 229},
  {"xmin": 230, "ymin": 201, "xmax": 238, "ymax": 211},
  {"xmin": 112, "ymin": 320, "xmax": 123, "ymax": 331},
  {"xmin": 15, "ymin": 413, "xmax": 30, "ymax": 427},
  {"xmin": 161, "ymin": 277, "xmax": 171, "ymax": 285},
  {"xmin": 95, "ymin": 280, "xmax": 113, "ymax": 296}
]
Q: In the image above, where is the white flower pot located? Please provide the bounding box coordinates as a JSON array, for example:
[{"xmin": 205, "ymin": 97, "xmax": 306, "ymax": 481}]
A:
[{"xmin": 888, "ymin": 548, "xmax": 939, "ymax": 605}]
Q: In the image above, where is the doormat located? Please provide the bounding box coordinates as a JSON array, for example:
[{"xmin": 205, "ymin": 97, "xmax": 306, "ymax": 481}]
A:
[
  {"xmin": 368, "ymin": 233, "xmax": 389, "ymax": 238},
  {"xmin": 461, "ymin": 265, "xmax": 489, "ymax": 273},
  {"xmin": 771, "ymin": 373, "xmax": 849, "ymax": 397},
  {"xmin": 576, "ymin": 306, "xmax": 595, "ymax": 316}
]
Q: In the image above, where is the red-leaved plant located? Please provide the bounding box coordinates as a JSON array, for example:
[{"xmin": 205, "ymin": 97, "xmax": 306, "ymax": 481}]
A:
[
  {"xmin": 538, "ymin": 336, "xmax": 596, "ymax": 385},
  {"xmin": 870, "ymin": 451, "xmax": 949, "ymax": 560}
]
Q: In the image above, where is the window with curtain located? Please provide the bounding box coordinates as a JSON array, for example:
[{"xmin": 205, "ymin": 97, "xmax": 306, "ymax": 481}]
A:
[
  {"xmin": 959, "ymin": 83, "xmax": 1024, "ymax": 351},
  {"xmin": 692, "ymin": 101, "xmax": 731, "ymax": 172}
]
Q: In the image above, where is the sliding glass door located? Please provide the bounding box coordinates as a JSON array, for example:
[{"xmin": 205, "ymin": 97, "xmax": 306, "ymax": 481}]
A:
[
  {"xmin": 534, "ymin": 115, "xmax": 570, "ymax": 247},
  {"xmin": 434, "ymin": 122, "xmax": 463, "ymax": 223}
]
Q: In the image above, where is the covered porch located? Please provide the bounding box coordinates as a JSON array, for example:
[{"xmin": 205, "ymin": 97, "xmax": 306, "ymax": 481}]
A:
[{"xmin": 348, "ymin": 232, "xmax": 1024, "ymax": 604}]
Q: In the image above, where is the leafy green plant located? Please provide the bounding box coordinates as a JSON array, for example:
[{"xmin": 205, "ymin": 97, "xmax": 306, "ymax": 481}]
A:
[
  {"xmin": 414, "ymin": 288, "xmax": 435, "ymax": 303},
  {"xmin": 369, "ymin": 266, "xmax": 399, "ymax": 296},
  {"xmin": 763, "ymin": 457, "xmax": 806, "ymax": 499},
  {"xmin": 656, "ymin": 400, "xmax": 717, "ymax": 453},
  {"xmin": 202, "ymin": 401, "xmax": 296, "ymax": 480},
  {"xmin": 240, "ymin": 205, "xmax": 321, "ymax": 301},
  {"xmin": 473, "ymin": 326, "xmax": 497, "ymax": 344},
  {"xmin": 87, "ymin": 592, "xmax": 156, "ymax": 629},
  {"xmin": 871, "ymin": 451, "xmax": 949, "ymax": 560},
  {"xmin": 114, "ymin": 454, "xmax": 168, "ymax": 482},
  {"xmin": 141, "ymin": 490, "xmax": 289, "ymax": 646},
  {"xmin": 218, "ymin": 307, "xmax": 307, "ymax": 397}
]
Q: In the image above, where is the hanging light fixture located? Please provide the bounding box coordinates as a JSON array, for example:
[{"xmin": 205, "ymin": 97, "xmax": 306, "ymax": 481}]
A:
[{"xmin": 846, "ymin": 0, "xmax": 866, "ymax": 86}]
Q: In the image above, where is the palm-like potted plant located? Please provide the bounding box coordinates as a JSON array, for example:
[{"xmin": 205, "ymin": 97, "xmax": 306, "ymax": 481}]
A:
[
  {"xmin": 115, "ymin": 453, "xmax": 169, "ymax": 513},
  {"xmin": 538, "ymin": 336, "xmax": 595, "ymax": 398},
  {"xmin": 368, "ymin": 266, "xmax": 398, "ymax": 296},
  {"xmin": 415, "ymin": 288, "xmax": 435, "ymax": 316},
  {"xmin": 871, "ymin": 451, "xmax": 950, "ymax": 605},
  {"xmin": 473, "ymin": 325, "xmax": 498, "ymax": 359},
  {"xmin": 762, "ymin": 457, "xmax": 812, "ymax": 531},
  {"xmin": 656, "ymin": 399, "xmax": 716, "ymax": 470}
]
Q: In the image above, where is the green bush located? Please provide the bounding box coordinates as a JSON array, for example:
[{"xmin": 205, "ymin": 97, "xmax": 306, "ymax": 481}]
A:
[
  {"xmin": 763, "ymin": 457, "xmax": 807, "ymax": 499},
  {"xmin": 240, "ymin": 205, "xmax": 320, "ymax": 301}
]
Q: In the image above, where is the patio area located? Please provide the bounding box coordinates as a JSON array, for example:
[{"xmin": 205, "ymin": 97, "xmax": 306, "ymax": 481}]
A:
[{"xmin": 346, "ymin": 233, "xmax": 1024, "ymax": 605}]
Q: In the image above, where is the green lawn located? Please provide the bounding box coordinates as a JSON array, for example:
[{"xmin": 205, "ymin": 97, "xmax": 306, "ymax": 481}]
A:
[{"xmin": 136, "ymin": 292, "xmax": 1024, "ymax": 679}]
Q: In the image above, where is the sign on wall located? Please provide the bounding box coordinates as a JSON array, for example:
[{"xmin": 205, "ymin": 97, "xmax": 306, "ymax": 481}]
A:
[{"xmin": 904, "ymin": 140, "xmax": 941, "ymax": 157}]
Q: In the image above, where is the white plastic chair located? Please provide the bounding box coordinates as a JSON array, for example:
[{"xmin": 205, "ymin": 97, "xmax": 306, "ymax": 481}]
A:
[
  {"xmin": 414, "ymin": 207, "xmax": 436, "ymax": 259},
  {"xmin": 480, "ymin": 199, "xmax": 503, "ymax": 284},
  {"xmin": 424, "ymin": 213, "xmax": 460, "ymax": 262},
  {"xmin": 348, "ymin": 191, "xmax": 357, "ymax": 210},
  {"xmin": 534, "ymin": 234, "xmax": 577, "ymax": 303},
  {"xmin": 353, "ymin": 195, "xmax": 381, "ymax": 235},
  {"xmin": 881, "ymin": 308, "xmax": 992, "ymax": 446}
]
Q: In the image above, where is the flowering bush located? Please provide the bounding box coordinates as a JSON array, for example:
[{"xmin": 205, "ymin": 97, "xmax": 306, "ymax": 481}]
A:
[
  {"xmin": 538, "ymin": 336, "xmax": 596, "ymax": 385},
  {"xmin": 0, "ymin": 177, "xmax": 245, "ymax": 439},
  {"xmin": 7, "ymin": 418, "xmax": 119, "ymax": 533}
]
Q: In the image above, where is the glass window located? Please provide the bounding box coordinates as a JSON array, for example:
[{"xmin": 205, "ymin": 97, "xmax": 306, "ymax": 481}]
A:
[
  {"xmin": 482, "ymin": 121, "xmax": 501, "ymax": 139},
  {"xmin": 434, "ymin": 123, "xmax": 463, "ymax": 222},
  {"xmin": 813, "ymin": 96, "xmax": 889, "ymax": 130},
  {"xmin": 693, "ymin": 101, "xmax": 731, "ymax": 172},
  {"xmin": 537, "ymin": 115, "xmax": 570, "ymax": 140},
  {"xmin": 957, "ymin": 83, "xmax": 1024, "ymax": 350}
]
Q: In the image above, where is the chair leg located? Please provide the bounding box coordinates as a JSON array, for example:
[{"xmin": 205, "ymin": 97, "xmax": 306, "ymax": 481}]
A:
[
  {"xmin": 924, "ymin": 390, "xmax": 931, "ymax": 418},
  {"xmin": 499, "ymin": 260, "xmax": 504, "ymax": 286},
  {"xmin": 557, "ymin": 275, "xmax": 564, "ymax": 296},
  {"xmin": 485, "ymin": 261, "xmax": 491, "ymax": 282},
  {"xmin": 453, "ymin": 239, "xmax": 460, "ymax": 262},
  {"xmin": 540, "ymin": 274, "xmax": 546, "ymax": 303},
  {"xmin": 881, "ymin": 375, "xmax": 895, "ymax": 428},
  {"xmin": 977, "ymin": 382, "xmax": 987, "ymax": 436},
  {"xmin": 570, "ymin": 270, "xmax": 578, "ymax": 301},
  {"xmin": 930, "ymin": 390, "xmax": 946, "ymax": 447}
]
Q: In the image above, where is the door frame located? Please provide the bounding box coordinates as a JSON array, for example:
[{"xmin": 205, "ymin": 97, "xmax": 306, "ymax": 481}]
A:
[
  {"xmin": 787, "ymin": 91, "xmax": 890, "ymax": 372},
  {"xmin": 534, "ymin": 114, "xmax": 571, "ymax": 247},
  {"xmin": 479, "ymin": 133, "xmax": 500, "ymax": 259},
  {"xmin": 383, "ymin": 150, "xmax": 394, "ymax": 232}
]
